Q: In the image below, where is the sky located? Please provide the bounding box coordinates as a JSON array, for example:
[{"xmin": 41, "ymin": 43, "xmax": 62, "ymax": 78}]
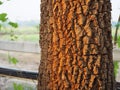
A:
[
  {"xmin": 111, "ymin": 0, "xmax": 120, "ymax": 21},
  {"xmin": 0, "ymin": 0, "xmax": 119, "ymax": 21},
  {"xmin": 0, "ymin": 0, "xmax": 40, "ymax": 21}
]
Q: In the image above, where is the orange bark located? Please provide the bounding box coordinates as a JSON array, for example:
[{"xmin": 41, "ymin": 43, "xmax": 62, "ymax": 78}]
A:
[{"xmin": 38, "ymin": 0, "xmax": 115, "ymax": 90}]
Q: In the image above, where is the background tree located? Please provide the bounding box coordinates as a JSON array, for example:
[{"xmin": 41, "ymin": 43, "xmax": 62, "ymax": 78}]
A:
[
  {"xmin": 114, "ymin": 15, "xmax": 120, "ymax": 45},
  {"xmin": 38, "ymin": 0, "xmax": 115, "ymax": 90}
]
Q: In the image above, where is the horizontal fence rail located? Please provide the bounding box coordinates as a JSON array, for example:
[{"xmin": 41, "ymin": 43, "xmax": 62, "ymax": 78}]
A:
[
  {"xmin": 0, "ymin": 40, "xmax": 40, "ymax": 53},
  {"xmin": 0, "ymin": 66, "xmax": 38, "ymax": 80}
]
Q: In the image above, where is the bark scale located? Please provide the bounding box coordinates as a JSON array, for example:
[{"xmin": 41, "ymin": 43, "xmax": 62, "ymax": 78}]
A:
[{"xmin": 38, "ymin": 0, "xmax": 115, "ymax": 90}]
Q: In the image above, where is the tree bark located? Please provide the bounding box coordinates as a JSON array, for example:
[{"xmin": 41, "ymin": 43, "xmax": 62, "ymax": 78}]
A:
[{"xmin": 38, "ymin": 0, "xmax": 115, "ymax": 90}]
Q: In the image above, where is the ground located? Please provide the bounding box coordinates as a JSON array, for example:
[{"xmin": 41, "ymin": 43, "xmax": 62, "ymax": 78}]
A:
[
  {"xmin": 0, "ymin": 50, "xmax": 40, "ymax": 71},
  {"xmin": 0, "ymin": 50, "xmax": 40, "ymax": 90}
]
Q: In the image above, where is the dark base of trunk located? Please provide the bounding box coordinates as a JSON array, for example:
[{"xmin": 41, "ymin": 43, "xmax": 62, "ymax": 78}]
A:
[{"xmin": 116, "ymin": 82, "xmax": 120, "ymax": 90}]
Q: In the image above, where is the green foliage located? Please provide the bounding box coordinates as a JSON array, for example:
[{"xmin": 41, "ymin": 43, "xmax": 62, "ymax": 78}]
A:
[
  {"xmin": 114, "ymin": 61, "xmax": 119, "ymax": 77},
  {"xmin": 0, "ymin": 0, "xmax": 18, "ymax": 40},
  {"xmin": 9, "ymin": 22, "xmax": 18, "ymax": 28},
  {"xmin": 0, "ymin": 13, "xmax": 8, "ymax": 22},
  {"xmin": 8, "ymin": 53, "xmax": 19, "ymax": 65},
  {"xmin": 0, "ymin": 0, "xmax": 10, "ymax": 5},
  {"xmin": 13, "ymin": 83, "xmax": 35, "ymax": 90},
  {"xmin": 13, "ymin": 83, "xmax": 24, "ymax": 90},
  {"xmin": 117, "ymin": 36, "xmax": 120, "ymax": 48},
  {"xmin": 7, "ymin": 22, "xmax": 18, "ymax": 41},
  {"xmin": 0, "ymin": 1, "xmax": 2, "ymax": 4},
  {"xmin": 10, "ymin": 29, "xmax": 18, "ymax": 41}
]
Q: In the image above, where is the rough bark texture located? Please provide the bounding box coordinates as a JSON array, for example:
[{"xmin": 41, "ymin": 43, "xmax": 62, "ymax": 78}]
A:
[{"xmin": 38, "ymin": 0, "xmax": 115, "ymax": 90}]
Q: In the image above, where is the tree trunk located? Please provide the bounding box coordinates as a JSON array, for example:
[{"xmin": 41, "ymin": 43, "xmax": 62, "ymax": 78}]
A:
[{"xmin": 38, "ymin": 0, "xmax": 115, "ymax": 90}]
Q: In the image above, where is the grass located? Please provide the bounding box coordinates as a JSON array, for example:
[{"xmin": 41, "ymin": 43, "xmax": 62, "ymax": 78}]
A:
[
  {"xmin": 117, "ymin": 36, "xmax": 120, "ymax": 48},
  {"xmin": 0, "ymin": 26, "xmax": 39, "ymax": 42},
  {"xmin": 0, "ymin": 26, "xmax": 39, "ymax": 34},
  {"xmin": 114, "ymin": 61, "xmax": 119, "ymax": 77},
  {"xmin": 12, "ymin": 83, "xmax": 37, "ymax": 90},
  {"xmin": 0, "ymin": 34, "xmax": 39, "ymax": 42}
]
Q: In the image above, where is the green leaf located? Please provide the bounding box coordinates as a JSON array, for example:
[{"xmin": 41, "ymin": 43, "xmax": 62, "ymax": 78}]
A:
[
  {"xmin": 8, "ymin": 21, "xmax": 18, "ymax": 28},
  {"xmin": 9, "ymin": 57, "xmax": 19, "ymax": 64},
  {"xmin": 0, "ymin": 13, "xmax": 8, "ymax": 22},
  {"xmin": 0, "ymin": 1, "xmax": 3, "ymax": 5},
  {"xmin": 114, "ymin": 61, "xmax": 119, "ymax": 77},
  {"xmin": 8, "ymin": 54, "xmax": 19, "ymax": 65}
]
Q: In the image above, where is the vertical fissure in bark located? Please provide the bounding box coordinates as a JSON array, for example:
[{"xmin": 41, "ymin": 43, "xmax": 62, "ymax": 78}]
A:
[{"xmin": 38, "ymin": 0, "xmax": 115, "ymax": 90}]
